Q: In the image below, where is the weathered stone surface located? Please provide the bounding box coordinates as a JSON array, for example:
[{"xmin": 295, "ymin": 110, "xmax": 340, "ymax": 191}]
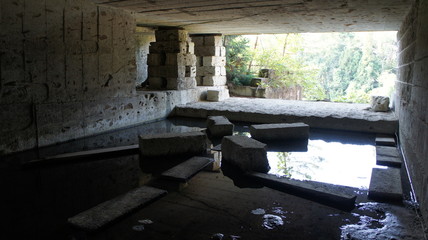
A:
[
  {"xmin": 23, "ymin": 144, "xmax": 139, "ymax": 167},
  {"xmin": 206, "ymin": 89, "xmax": 229, "ymax": 102},
  {"xmin": 149, "ymin": 41, "xmax": 189, "ymax": 54},
  {"xmin": 203, "ymin": 35, "xmax": 223, "ymax": 46},
  {"xmin": 139, "ymin": 131, "xmax": 207, "ymax": 157},
  {"xmin": 173, "ymin": 97, "xmax": 398, "ymax": 134},
  {"xmin": 376, "ymin": 146, "xmax": 400, "ymax": 158},
  {"xmin": 202, "ymin": 56, "xmax": 226, "ymax": 66},
  {"xmin": 207, "ymin": 116, "xmax": 234, "ymax": 137},
  {"xmin": 377, "ymin": 155, "xmax": 402, "ymax": 167},
  {"xmin": 368, "ymin": 168, "xmax": 402, "ymax": 201},
  {"xmin": 376, "ymin": 146, "xmax": 402, "ymax": 167},
  {"xmin": 202, "ymin": 75, "xmax": 227, "ymax": 86},
  {"xmin": 370, "ymin": 96, "xmax": 390, "ymax": 112},
  {"xmin": 148, "ymin": 65, "xmax": 193, "ymax": 78},
  {"xmin": 161, "ymin": 156, "xmax": 214, "ymax": 182},
  {"xmin": 166, "ymin": 77, "xmax": 196, "ymax": 90},
  {"xmin": 250, "ymin": 123, "xmax": 309, "ymax": 141},
  {"xmin": 194, "ymin": 46, "xmax": 225, "ymax": 57},
  {"xmin": 155, "ymin": 29, "xmax": 188, "ymax": 42},
  {"xmin": 165, "ymin": 53, "xmax": 197, "ymax": 66},
  {"xmin": 375, "ymin": 134, "xmax": 396, "ymax": 146},
  {"xmin": 248, "ymin": 172, "xmax": 356, "ymax": 211},
  {"xmin": 68, "ymin": 186, "xmax": 167, "ymax": 231},
  {"xmin": 148, "ymin": 77, "xmax": 166, "ymax": 89},
  {"xmin": 221, "ymin": 135, "xmax": 270, "ymax": 173}
]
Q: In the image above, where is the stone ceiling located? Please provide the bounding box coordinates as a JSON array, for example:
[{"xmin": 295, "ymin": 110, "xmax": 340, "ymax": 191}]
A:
[{"xmin": 93, "ymin": 0, "xmax": 414, "ymax": 34}]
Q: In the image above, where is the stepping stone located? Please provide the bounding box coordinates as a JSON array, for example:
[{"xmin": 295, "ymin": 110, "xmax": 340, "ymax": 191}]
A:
[
  {"xmin": 139, "ymin": 131, "xmax": 207, "ymax": 158},
  {"xmin": 222, "ymin": 135, "xmax": 270, "ymax": 173},
  {"xmin": 368, "ymin": 168, "xmax": 402, "ymax": 202},
  {"xmin": 375, "ymin": 134, "xmax": 396, "ymax": 146},
  {"xmin": 68, "ymin": 186, "xmax": 167, "ymax": 231},
  {"xmin": 250, "ymin": 123, "xmax": 309, "ymax": 141},
  {"xmin": 207, "ymin": 116, "xmax": 234, "ymax": 137},
  {"xmin": 247, "ymin": 172, "xmax": 356, "ymax": 211},
  {"xmin": 23, "ymin": 144, "xmax": 139, "ymax": 168},
  {"xmin": 211, "ymin": 144, "xmax": 222, "ymax": 151},
  {"xmin": 161, "ymin": 157, "xmax": 214, "ymax": 182},
  {"xmin": 376, "ymin": 146, "xmax": 401, "ymax": 167}
]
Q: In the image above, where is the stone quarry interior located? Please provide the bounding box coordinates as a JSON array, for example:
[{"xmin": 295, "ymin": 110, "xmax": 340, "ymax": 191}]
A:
[{"xmin": 1, "ymin": 0, "xmax": 428, "ymax": 239}]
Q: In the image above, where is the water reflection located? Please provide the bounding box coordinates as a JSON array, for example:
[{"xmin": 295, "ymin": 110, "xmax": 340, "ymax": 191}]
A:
[{"xmin": 268, "ymin": 140, "xmax": 376, "ymax": 189}]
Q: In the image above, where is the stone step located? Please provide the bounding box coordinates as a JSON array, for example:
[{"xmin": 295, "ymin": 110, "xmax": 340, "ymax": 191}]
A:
[
  {"xmin": 161, "ymin": 156, "xmax": 214, "ymax": 182},
  {"xmin": 250, "ymin": 122, "xmax": 309, "ymax": 141},
  {"xmin": 247, "ymin": 172, "xmax": 357, "ymax": 211},
  {"xmin": 368, "ymin": 168, "xmax": 402, "ymax": 202},
  {"xmin": 68, "ymin": 186, "xmax": 167, "ymax": 231},
  {"xmin": 206, "ymin": 115, "xmax": 234, "ymax": 137},
  {"xmin": 375, "ymin": 134, "xmax": 396, "ymax": 146},
  {"xmin": 376, "ymin": 146, "xmax": 402, "ymax": 167},
  {"xmin": 23, "ymin": 144, "xmax": 139, "ymax": 167}
]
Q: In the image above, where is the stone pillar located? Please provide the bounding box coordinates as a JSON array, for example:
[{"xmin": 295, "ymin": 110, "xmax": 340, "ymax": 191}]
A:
[
  {"xmin": 191, "ymin": 34, "xmax": 227, "ymax": 86},
  {"xmin": 147, "ymin": 28, "xmax": 197, "ymax": 90}
]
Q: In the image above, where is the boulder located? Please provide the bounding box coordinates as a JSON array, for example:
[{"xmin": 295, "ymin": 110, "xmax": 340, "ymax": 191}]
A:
[
  {"xmin": 139, "ymin": 131, "xmax": 207, "ymax": 157},
  {"xmin": 370, "ymin": 96, "xmax": 390, "ymax": 112},
  {"xmin": 221, "ymin": 135, "xmax": 270, "ymax": 173},
  {"xmin": 250, "ymin": 123, "xmax": 309, "ymax": 141},
  {"xmin": 207, "ymin": 116, "xmax": 234, "ymax": 137}
]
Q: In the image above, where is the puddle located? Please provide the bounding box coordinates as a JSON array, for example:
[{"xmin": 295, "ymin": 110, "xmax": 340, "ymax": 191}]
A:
[
  {"xmin": 267, "ymin": 140, "xmax": 378, "ymax": 189},
  {"xmin": 262, "ymin": 214, "xmax": 284, "ymax": 229},
  {"xmin": 132, "ymin": 225, "xmax": 145, "ymax": 231},
  {"xmin": 211, "ymin": 233, "xmax": 224, "ymax": 240},
  {"xmin": 251, "ymin": 208, "xmax": 266, "ymax": 215},
  {"xmin": 138, "ymin": 219, "xmax": 154, "ymax": 225}
]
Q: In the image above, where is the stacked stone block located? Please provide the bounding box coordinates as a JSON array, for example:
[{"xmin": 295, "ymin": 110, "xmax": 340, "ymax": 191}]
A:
[
  {"xmin": 147, "ymin": 29, "xmax": 197, "ymax": 90},
  {"xmin": 191, "ymin": 34, "xmax": 227, "ymax": 86}
]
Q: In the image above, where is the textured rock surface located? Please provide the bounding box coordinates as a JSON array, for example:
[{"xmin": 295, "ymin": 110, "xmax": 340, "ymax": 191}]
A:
[
  {"xmin": 221, "ymin": 135, "xmax": 269, "ymax": 173},
  {"xmin": 368, "ymin": 168, "xmax": 402, "ymax": 201},
  {"xmin": 161, "ymin": 156, "xmax": 214, "ymax": 182},
  {"xmin": 206, "ymin": 116, "xmax": 234, "ymax": 137},
  {"xmin": 250, "ymin": 123, "xmax": 309, "ymax": 141},
  {"xmin": 139, "ymin": 131, "xmax": 207, "ymax": 157},
  {"xmin": 174, "ymin": 98, "xmax": 398, "ymax": 133},
  {"xmin": 248, "ymin": 172, "xmax": 357, "ymax": 211},
  {"xmin": 206, "ymin": 89, "xmax": 230, "ymax": 102},
  {"xmin": 370, "ymin": 96, "xmax": 390, "ymax": 112},
  {"xmin": 68, "ymin": 186, "xmax": 167, "ymax": 231}
]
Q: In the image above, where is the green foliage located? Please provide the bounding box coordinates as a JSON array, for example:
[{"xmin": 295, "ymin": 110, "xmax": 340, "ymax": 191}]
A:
[
  {"xmin": 224, "ymin": 35, "xmax": 254, "ymax": 86},
  {"xmin": 302, "ymin": 32, "xmax": 397, "ymax": 103}
]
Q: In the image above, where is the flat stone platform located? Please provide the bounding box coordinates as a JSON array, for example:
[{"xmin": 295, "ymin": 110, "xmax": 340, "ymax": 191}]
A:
[{"xmin": 173, "ymin": 98, "xmax": 398, "ymax": 134}]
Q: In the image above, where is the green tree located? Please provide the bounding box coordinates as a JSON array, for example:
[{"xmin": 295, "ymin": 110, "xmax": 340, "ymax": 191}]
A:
[{"xmin": 224, "ymin": 35, "xmax": 254, "ymax": 85}]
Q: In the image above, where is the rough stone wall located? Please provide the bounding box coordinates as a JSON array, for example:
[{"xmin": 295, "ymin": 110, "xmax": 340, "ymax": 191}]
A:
[
  {"xmin": 0, "ymin": 1, "xmax": 209, "ymax": 155},
  {"xmin": 396, "ymin": 0, "xmax": 428, "ymax": 223},
  {"xmin": 147, "ymin": 28, "xmax": 197, "ymax": 90},
  {"xmin": 135, "ymin": 27, "xmax": 155, "ymax": 87},
  {"xmin": 191, "ymin": 34, "xmax": 227, "ymax": 86}
]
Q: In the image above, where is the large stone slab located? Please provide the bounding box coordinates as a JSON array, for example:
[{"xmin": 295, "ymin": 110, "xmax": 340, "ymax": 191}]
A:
[
  {"xmin": 172, "ymin": 97, "xmax": 398, "ymax": 134},
  {"xmin": 376, "ymin": 146, "xmax": 402, "ymax": 167},
  {"xmin": 207, "ymin": 116, "xmax": 234, "ymax": 137},
  {"xmin": 23, "ymin": 144, "xmax": 139, "ymax": 167},
  {"xmin": 221, "ymin": 135, "xmax": 270, "ymax": 173},
  {"xmin": 375, "ymin": 134, "xmax": 396, "ymax": 146},
  {"xmin": 248, "ymin": 172, "xmax": 356, "ymax": 211},
  {"xmin": 139, "ymin": 131, "xmax": 207, "ymax": 157},
  {"xmin": 250, "ymin": 123, "xmax": 309, "ymax": 141},
  {"xmin": 368, "ymin": 168, "xmax": 402, "ymax": 202},
  {"xmin": 161, "ymin": 156, "xmax": 214, "ymax": 182},
  {"xmin": 68, "ymin": 186, "xmax": 167, "ymax": 231}
]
